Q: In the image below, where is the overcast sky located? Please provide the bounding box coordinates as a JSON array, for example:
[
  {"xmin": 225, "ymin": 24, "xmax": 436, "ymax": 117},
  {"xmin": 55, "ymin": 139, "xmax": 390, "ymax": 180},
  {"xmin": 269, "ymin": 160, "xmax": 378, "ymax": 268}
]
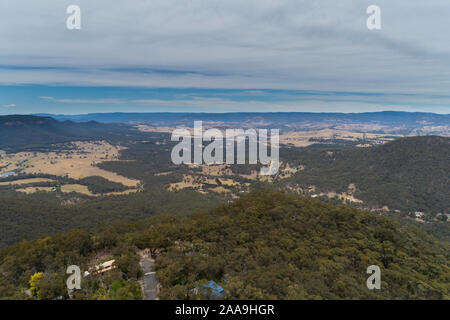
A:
[{"xmin": 1, "ymin": 0, "xmax": 450, "ymax": 114}]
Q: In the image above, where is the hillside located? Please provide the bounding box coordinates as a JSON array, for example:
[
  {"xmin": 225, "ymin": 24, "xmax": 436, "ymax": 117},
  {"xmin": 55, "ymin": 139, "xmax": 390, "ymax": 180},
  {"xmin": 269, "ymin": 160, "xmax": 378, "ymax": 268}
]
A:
[
  {"xmin": 0, "ymin": 123, "xmax": 447, "ymax": 249},
  {"xmin": 280, "ymin": 136, "xmax": 450, "ymax": 214},
  {"xmin": 0, "ymin": 115, "xmax": 137, "ymax": 152},
  {"xmin": 0, "ymin": 191, "xmax": 448, "ymax": 300},
  {"xmin": 0, "ymin": 188, "xmax": 219, "ymax": 249}
]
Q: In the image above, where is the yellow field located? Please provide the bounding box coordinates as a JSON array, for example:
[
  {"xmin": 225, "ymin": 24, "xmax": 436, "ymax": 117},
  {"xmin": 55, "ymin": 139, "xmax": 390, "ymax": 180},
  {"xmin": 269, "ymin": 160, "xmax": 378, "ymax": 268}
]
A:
[
  {"xmin": 311, "ymin": 191, "xmax": 363, "ymax": 204},
  {"xmin": 239, "ymin": 170, "xmax": 259, "ymax": 180},
  {"xmin": 210, "ymin": 186, "xmax": 231, "ymax": 194},
  {"xmin": 280, "ymin": 129, "xmax": 400, "ymax": 147},
  {"xmin": 0, "ymin": 141, "xmax": 140, "ymax": 187},
  {"xmin": 15, "ymin": 183, "xmax": 139, "ymax": 197},
  {"xmin": 61, "ymin": 184, "xmax": 139, "ymax": 196},
  {"xmin": 61, "ymin": 184, "xmax": 92, "ymax": 195},
  {"xmin": 16, "ymin": 187, "xmax": 54, "ymax": 194},
  {"xmin": 0, "ymin": 178, "xmax": 54, "ymax": 186}
]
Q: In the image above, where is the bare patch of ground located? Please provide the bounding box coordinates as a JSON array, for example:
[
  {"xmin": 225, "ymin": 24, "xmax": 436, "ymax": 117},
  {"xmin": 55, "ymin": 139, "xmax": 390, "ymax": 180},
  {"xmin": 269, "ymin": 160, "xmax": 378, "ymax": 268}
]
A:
[
  {"xmin": 309, "ymin": 183, "xmax": 363, "ymax": 204},
  {"xmin": 168, "ymin": 172, "xmax": 246, "ymax": 196},
  {"xmin": 154, "ymin": 171, "xmax": 172, "ymax": 176},
  {"xmin": 0, "ymin": 178, "xmax": 54, "ymax": 186},
  {"xmin": 197, "ymin": 164, "xmax": 233, "ymax": 176},
  {"xmin": 15, "ymin": 187, "xmax": 54, "ymax": 194},
  {"xmin": 278, "ymin": 162, "xmax": 304, "ymax": 179},
  {"xmin": 311, "ymin": 191, "xmax": 364, "ymax": 204}
]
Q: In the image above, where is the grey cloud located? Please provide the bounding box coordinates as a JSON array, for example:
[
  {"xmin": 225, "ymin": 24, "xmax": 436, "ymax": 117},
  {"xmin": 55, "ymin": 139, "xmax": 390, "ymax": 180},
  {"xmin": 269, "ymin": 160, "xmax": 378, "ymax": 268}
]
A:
[
  {"xmin": 40, "ymin": 96, "xmax": 125, "ymax": 104},
  {"xmin": 0, "ymin": 0, "xmax": 450, "ymax": 104}
]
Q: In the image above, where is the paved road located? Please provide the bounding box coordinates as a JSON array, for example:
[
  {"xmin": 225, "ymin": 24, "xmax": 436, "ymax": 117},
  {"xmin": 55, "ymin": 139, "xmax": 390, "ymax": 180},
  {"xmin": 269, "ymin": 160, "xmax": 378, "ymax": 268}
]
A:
[{"xmin": 140, "ymin": 257, "xmax": 158, "ymax": 300}]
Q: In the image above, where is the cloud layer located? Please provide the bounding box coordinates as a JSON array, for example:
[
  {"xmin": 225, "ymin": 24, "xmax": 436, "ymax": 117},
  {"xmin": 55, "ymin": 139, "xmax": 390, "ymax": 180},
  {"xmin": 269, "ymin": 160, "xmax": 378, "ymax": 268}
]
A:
[{"xmin": 1, "ymin": 1, "xmax": 450, "ymax": 113}]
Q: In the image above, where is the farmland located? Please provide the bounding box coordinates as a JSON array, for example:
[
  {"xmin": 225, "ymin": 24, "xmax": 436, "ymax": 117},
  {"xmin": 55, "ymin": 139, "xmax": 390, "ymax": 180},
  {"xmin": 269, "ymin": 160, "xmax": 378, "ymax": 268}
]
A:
[{"xmin": 0, "ymin": 141, "xmax": 140, "ymax": 187}]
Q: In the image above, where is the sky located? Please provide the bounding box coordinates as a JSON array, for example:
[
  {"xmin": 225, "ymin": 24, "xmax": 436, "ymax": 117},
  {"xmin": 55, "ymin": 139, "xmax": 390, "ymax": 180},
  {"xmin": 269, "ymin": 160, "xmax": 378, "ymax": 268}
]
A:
[{"xmin": 1, "ymin": 0, "xmax": 450, "ymax": 114}]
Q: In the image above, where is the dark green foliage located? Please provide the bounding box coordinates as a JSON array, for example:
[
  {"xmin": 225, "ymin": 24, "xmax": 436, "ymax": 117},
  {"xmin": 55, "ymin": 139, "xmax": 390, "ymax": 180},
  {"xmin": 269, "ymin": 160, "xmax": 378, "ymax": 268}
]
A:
[
  {"xmin": 0, "ymin": 115, "xmax": 448, "ymax": 300},
  {"xmin": 1, "ymin": 191, "xmax": 447, "ymax": 300},
  {"xmin": 150, "ymin": 190, "xmax": 449, "ymax": 299},
  {"xmin": 0, "ymin": 228, "xmax": 143, "ymax": 300},
  {"xmin": 0, "ymin": 115, "xmax": 141, "ymax": 152},
  {"xmin": 0, "ymin": 189, "xmax": 220, "ymax": 248},
  {"xmin": 279, "ymin": 136, "xmax": 450, "ymax": 213},
  {"xmin": 78, "ymin": 176, "xmax": 129, "ymax": 194}
]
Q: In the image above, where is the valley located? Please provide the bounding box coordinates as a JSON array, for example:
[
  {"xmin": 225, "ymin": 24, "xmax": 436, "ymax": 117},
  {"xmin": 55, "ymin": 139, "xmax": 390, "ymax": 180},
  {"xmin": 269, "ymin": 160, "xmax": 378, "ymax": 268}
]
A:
[
  {"xmin": 2, "ymin": 0, "xmax": 449, "ymax": 304},
  {"xmin": 0, "ymin": 114, "xmax": 448, "ymax": 301}
]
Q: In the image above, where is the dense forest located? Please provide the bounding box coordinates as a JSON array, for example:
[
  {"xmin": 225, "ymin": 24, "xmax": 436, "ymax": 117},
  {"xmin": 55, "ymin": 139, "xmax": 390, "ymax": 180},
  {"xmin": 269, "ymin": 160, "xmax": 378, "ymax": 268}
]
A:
[
  {"xmin": 0, "ymin": 116, "xmax": 448, "ymax": 300},
  {"xmin": 0, "ymin": 191, "xmax": 448, "ymax": 300},
  {"xmin": 279, "ymin": 136, "xmax": 450, "ymax": 214},
  {"xmin": 0, "ymin": 189, "xmax": 220, "ymax": 248},
  {"xmin": 97, "ymin": 135, "xmax": 450, "ymax": 214},
  {"xmin": 0, "ymin": 134, "xmax": 448, "ymax": 249}
]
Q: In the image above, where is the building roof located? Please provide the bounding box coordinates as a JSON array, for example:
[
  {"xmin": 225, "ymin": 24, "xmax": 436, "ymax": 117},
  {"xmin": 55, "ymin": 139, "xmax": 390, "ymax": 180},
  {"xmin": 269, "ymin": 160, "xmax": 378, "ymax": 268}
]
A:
[{"xmin": 195, "ymin": 280, "xmax": 226, "ymax": 299}]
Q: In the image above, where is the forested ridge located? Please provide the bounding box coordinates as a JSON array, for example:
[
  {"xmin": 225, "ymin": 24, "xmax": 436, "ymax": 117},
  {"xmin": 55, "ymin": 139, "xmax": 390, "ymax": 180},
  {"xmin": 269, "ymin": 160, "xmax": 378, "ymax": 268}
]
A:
[
  {"xmin": 0, "ymin": 189, "xmax": 220, "ymax": 248},
  {"xmin": 0, "ymin": 117, "xmax": 448, "ymax": 300},
  {"xmin": 0, "ymin": 191, "xmax": 448, "ymax": 300},
  {"xmin": 0, "ymin": 136, "xmax": 448, "ymax": 249},
  {"xmin": 280, "ymin": 136, "xmax": 450, "ymax": 213}
]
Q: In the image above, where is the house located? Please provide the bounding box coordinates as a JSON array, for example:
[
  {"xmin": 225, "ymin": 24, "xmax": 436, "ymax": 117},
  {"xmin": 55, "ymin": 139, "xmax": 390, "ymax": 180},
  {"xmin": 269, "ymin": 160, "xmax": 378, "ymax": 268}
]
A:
[
  {"xmin": 414, "ymin": 212, "xmax": 424, "ymax": 218},
  {"xmin": 93, "ymin": 259, "xmax": 116, "ymax": 274},
  {"xmin": 194, "ymin": 280, "xmax": 226, "ymax": 300}
]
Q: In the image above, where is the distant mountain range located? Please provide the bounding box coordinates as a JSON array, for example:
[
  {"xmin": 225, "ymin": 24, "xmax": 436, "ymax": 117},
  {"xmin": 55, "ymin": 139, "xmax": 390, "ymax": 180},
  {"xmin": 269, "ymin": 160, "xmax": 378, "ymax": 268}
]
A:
[
  {"xmin": 34, "ymin": 111, "xmax": 450, "ymax": 136},
  {"xmin": 1, "ymin": 113, "xmax": 448, "ymax": 151}
]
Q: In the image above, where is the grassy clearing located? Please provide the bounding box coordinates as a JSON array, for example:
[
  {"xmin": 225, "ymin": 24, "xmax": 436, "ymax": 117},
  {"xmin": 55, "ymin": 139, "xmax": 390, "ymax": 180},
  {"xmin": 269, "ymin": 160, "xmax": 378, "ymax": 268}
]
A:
[
  {"xmin": 280, "ymin": 129, "xmax": 399, "ymax": 147},
  {"xmin": 0, "ymin": 178, "xmax": 54, "ymax": 186},
  {"xmin": 16, "ymin": 183, "xmax": 140, "ymax": 197},
  {"xmin": 15, "ymin": 187, "xmax": 54, "ymax": 194},
  {"xmin": 0, "ymin": 141, "xmax": 140, "ymax": 187}
]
